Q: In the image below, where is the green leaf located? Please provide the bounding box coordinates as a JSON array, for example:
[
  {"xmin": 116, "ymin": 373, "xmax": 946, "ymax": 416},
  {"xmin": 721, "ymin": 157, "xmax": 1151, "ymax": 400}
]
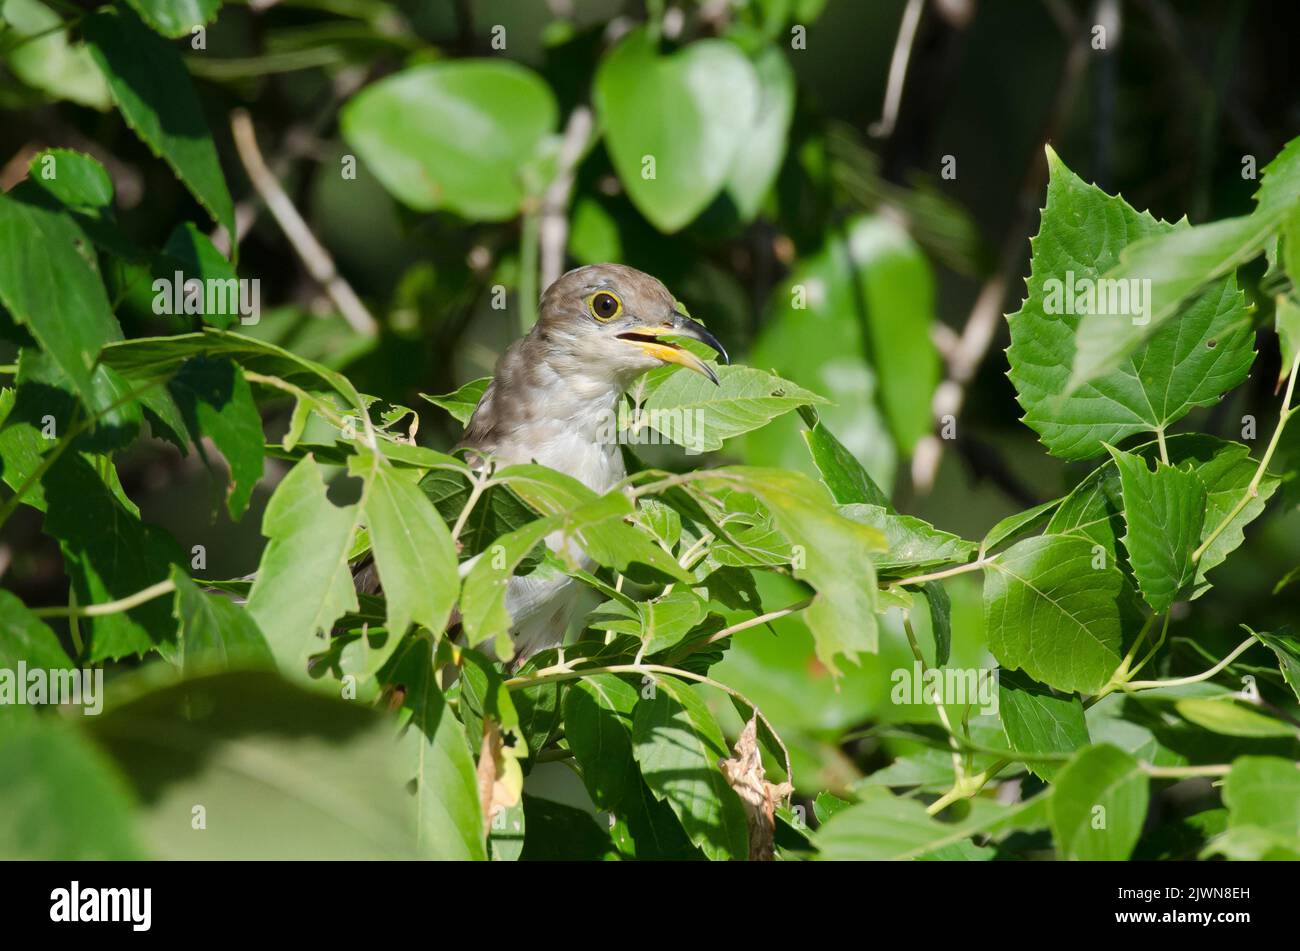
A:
[
  {"xmin": 847, "ymin": 216, "xmax": 942, "ymax": 451},
  {"xmin": 636, "ymin": 498, "xmax": 681, "ymax": 549},
  {"xmin": 632, "ymin": 675, "xmax": 748, "ymax": 861},
  {"xmin": 0, "ymin": 373, "xmax": 150, "ymax": 515},
  {"xmin": 1221, "ymin": 756, "xmax": 1300, "ymax": 842},
  {"xmin": 1069, "ymin": 136, "xmax": 1300, "ymax": 390},
  {"xmin": 564, "ymin": 674, "xmax": 640, "ymax": 812},
  {"xmin": 84, "ymin": 7, "xmax": 235, "ymax": 236},
  {"xmin": 800, "ymin": 409, "xmax": 890, "ymax": 507},
  {"xmin": 1174, "ymin": 698, "xmax": 1294, "ymax": 738},
  {"xmin": 169, "ymin": 357, "xmax": 264, "ymax": 519},
  {"xmin": 983, "ymin": 535, "xmax": 1125, "ymax": 694},
  {"xmin": 520, "ymin": 795, "xmax": 619, "ymax": 861},
  {"xmin": 42, "ymin": 454, "xmax": 185, "ymax": 661},
  {"xmin": 686, "ymin": 486, "xmax": 793, "ymax": 570},
  {"xmin": 860, "ymin": 748, "xmax": 962, "ymax": 791},
  {"xmin": 160, "ymin": 222, "xmax": 240, "ymax": 330},
  {"xmin": 815, "ymin": 786, "xmax": 1045, "ymax": 860},
  {"xmin": 1204, "ymin": 826, "xmax": 1300, "ymax": 860},
  {"xmin": 1086, "ymin": 697, "xmax": 1187, "ymax": 769},
  {"xmin": 1006, "ymin": 147, "xmax": 1254, "ymax": 461},
  {"xmin": 692, "ymin": 468, "xmax": 886, "ymax": 673},
  {"xmin": 1, "ymin": 0, "xmax": 110, "ymax": 109},
  {"xmin": 980, "ymin": 499, "xmax": 1061, "ymax": 554},
  {"xmin": 27, "ymin": 148, "xmax": 114, "ymax": 213},
  {"xmin": 102, "ymin": 329, "xmax": 369, "ymax": 427},
  {"xmin": 88, "ymin": 671, "xmax": 428, "ymax": 858},
  {"xmin": 609, "ymin": 776, "xmax": 702, "ymax": 860},
  {"xmin": 1275, "ymin": 295, "xmax": 1300, "ymax": 390},
  {"xmin": 723, "ymin": 44, "xmax": 794, "ymax": 220},
  {"xmin": 919, "ymin": 581, "xmax": 951, "ymax": 667},
  {"xmin": 458, "ymin": 517, "xmax": 555, "ymax": 656},
  {"xmin": 0, "ymin": 589, "xmax": 72, "ymax": 669},
  {"xmin": 457, "ymin": 648, "xmax": 525, "ymax": 756},
  {"xmin": 348, "ymin": 449, "xmax": 457, "ymax": 639},
  {"xmin": 813, "ymin": 792, "xmax": 853, "ymax": 824},
  {"xmin": 594, "ymin": 590, "xmax": 708, "ymax": 656},
  {"xmin": 459, "ymin": 489, "xmax": 631, "ymax": 654},
  {"xmin": 1049, "ymin": 744, "xmax": 1148, "ymax": 860},
  {"xmin": 507, "ymin": 654, "xmax": 562, "ymax": 762},
  {"xmin": 172, "ymin": 568, "xmax": 272, "ymax": 675},
  {"xmin": 1107, "ymin": 446, "xmax": 1206, "ymax": 613},
  {"xmin": 0, "ymin": 720, "xmax": 142, "ymax": 859},
  {"xmin": 246, "ymin": 455, "xmax": 360, "ymax": 673},
  {"xmin": 418, "ymin": 467, "xmax": 533, "ymax": 563},
  {"xmin": 998, "ymin": 669, "xmax": 1090, "ymax": 780},
  {"xmin": 839, "ymin": 503, "xmax": 976, "ymax": 574},
  {"xmin": 385, "ymin": 635, "xmax": 486, "ymax": 860},
  {"xmin": 10, "ymin": 347, "xmax": 145, "ymax": 456},
  {"xmin": 747, "ymin": 217, "xmax": 904, "ymax": 487},
  {"xmin": 341, "ymin": 61, "xmax": 557, "ymax": 220},
  {"xmin": 1049, "ymin": 435, "xmax": 1277, "ymax": 593},
  {"xmin": 121, "ymin": 0, "xmax": 220, "ymax": 38},
  {"xmin": 420, "ymin": 377, "xmax": 489, "ymax": 426},
  {"xmin": 1248, "ymin": 626, "xmax": 1300, "ymax": 702},
  {"xmin": 595, "ymin": 29, "xmax": 758, "ymax": 232},
  {"xmin": 0, "ymin": 186, "xmax": 122, "ymax": 405},
  {"xmin": 497, "ymin": 465, "xmax": 690, "ymax": 581},
  {"xmin": 639, "ymin": 364, "xmax": 825, "ymax": 453}
]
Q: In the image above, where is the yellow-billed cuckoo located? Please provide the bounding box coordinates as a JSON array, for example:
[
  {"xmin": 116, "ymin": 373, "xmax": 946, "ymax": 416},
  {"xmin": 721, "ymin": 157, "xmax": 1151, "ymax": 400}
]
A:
[{"xmin": 360, "ymin": 263, "xmax": 727, "ymax": 665}]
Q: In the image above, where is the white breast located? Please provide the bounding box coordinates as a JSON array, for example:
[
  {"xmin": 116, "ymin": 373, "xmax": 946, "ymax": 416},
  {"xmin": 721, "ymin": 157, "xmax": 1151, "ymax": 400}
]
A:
[{"xmin": 493, "ymin": 382, "xmax": 627, "ymax": 665}]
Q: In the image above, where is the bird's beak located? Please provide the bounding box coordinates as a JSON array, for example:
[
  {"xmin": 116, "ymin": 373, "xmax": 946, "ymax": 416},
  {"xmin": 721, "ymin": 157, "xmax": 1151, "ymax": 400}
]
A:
[{"xmin": 617, "ymin": 314, "xmax": 729, "ymax": 385}]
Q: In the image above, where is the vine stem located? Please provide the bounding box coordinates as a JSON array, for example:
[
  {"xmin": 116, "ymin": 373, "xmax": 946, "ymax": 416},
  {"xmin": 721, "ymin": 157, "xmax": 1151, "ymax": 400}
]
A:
[
  {"xmin": 230, "ymin": 109, "xmax": 377, "ymax": 334},
  {"xmin": 518, "ymin": 199, "xmax": 540, "ymax": 334},
  {"xmin": 925, "ymin": 756, "xmax": 1235, "ymax": 817},
  {"xmin": 902, "ymin": 613, "xmax": 965, "ymax": 782},
  {"xmin": 1124, "ymin": 636, "xmax": 1256, "ymax": 691},
  {"xmin": 1143, "ymin": 764, "xmax": 1232, "ymax": 779},
  {"xmin": 893, "ymin": 556, "xmax": 996, "ymax": 589},
  {"xmin": 1125, "ymin": 612, "xmax": 1171, "ymax": 682},
  {"xmin": 1193, "ymin": 345, "xmax": 1300, "ymax": 563},
  {"xmin": 450, "ymin": 467, "xmax": 492, "ymax": 542},
  {"xmin": 668, "ymin": 598, "xmax": 812, "ymax": 663},
  {"xmin": 1155, "ymin": 427, "xmax": 1170, "ymax": 465},
  {"xmin": 33, "ymin": 577, "xmax": 176, "ymax": 618},
  {"xmin": 926, "ymin": 760, "xmax": 1009, "ymax": 815},
  {"xmin": 1088, "ymin": 613, "xmax": 1162, "ymax": 705}
]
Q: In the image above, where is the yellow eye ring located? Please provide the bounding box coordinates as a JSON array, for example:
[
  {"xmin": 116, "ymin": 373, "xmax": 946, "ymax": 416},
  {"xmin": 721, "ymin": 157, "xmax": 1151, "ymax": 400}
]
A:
[{"xmin": 587, "ymin": 290, "xmax": 623, "ymax": 322}]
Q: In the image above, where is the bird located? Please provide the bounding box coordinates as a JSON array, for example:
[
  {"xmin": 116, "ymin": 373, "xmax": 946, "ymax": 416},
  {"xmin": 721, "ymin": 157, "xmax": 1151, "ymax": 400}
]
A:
[{"xmin": 358, "ymin": 263, "xmax": 728, "ymax": 667}]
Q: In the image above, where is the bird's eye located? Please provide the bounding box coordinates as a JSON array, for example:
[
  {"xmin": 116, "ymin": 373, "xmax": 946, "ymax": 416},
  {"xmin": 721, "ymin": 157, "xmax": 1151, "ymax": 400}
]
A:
[{"xmin": 589, "ymin": 291, "xmax": 622, "ymax": 321}]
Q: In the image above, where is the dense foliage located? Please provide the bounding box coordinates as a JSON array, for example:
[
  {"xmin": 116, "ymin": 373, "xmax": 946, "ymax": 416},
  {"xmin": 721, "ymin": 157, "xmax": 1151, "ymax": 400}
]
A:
[{"xmin": 1, "ymin": 1, "xmax": 1299, "ymax": 861}]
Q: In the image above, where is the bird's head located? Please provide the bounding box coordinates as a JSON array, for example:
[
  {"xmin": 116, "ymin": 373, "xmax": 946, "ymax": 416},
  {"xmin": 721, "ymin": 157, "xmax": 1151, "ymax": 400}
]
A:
[{"xmin": 534, "ymin": 263, "xmax": 728, "ymax": 387}]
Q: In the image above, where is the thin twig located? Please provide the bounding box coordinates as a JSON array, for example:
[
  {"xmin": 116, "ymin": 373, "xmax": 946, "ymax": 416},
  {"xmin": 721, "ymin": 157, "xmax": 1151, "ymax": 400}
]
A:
[
  {"xmin": 34, "ymin": 578, "xmax": 176, "ymax": 618},
  {"xmin": 669, "ymin": 598, "xmax": 812, "ymax": 663},
  {"xmin": 911, "ymin": 0, "xmax": 1089, "ymax": 491},
  {"xmin": 539, "ymin": 106, "xmax": 594, "ymax": 291},
  {"xmin": 229, "ymin": 109, "xmax": 378, "ymax": 336},
  {"xmin": 1125, "ymin": 636, "xmax": 1256, "ymax": 691},
  {"xmin": 892, "ymin": 555, "xmax": 994, "ymax": 588},
  {"xmin": 213, "ymin": 69, "xmax": 367, "ymax": 255},
  {"xmin": 868, "ymin": 0, "xmax": 925, "ymax": 138}
]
